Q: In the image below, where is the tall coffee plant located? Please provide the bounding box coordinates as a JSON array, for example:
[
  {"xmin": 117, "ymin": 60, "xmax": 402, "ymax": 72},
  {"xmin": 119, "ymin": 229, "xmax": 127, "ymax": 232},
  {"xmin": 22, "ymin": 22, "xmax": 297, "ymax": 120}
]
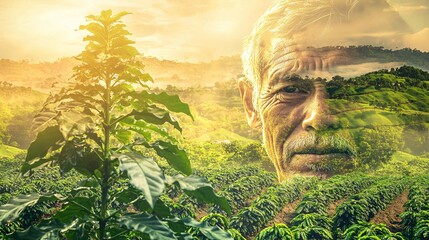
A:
[{"xmin": 0, "ymin": 10, "xmax": 231, "ymax": 239}]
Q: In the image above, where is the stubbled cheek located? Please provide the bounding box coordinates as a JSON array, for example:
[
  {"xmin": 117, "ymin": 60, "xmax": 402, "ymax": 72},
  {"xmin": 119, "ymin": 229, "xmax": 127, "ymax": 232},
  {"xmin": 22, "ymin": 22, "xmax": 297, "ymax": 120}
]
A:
[{"xmin": 260, "ymin": 100, "xmax": 300, "ymax": 144}]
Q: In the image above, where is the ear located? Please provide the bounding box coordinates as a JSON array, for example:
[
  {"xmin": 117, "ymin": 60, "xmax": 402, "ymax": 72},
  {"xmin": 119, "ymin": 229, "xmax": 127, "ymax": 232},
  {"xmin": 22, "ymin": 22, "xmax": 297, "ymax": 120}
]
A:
[{"xmin": 238, "ymin": 78, "xmax": 261, "ymax": 129}]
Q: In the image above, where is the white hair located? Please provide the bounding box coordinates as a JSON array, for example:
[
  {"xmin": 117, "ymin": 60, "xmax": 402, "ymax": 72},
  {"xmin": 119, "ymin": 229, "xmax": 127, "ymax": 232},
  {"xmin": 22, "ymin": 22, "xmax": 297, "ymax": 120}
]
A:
[{"xmin": 242, "ymin": 0, "xmax": 361, "ymax": 109}]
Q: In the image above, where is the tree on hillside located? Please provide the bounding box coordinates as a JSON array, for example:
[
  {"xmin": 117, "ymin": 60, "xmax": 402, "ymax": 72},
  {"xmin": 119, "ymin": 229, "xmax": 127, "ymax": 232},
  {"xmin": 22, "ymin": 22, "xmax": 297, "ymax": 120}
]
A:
[{"xmin": 0, "ymin": 10, "xmax": 231, "ymax": 239}]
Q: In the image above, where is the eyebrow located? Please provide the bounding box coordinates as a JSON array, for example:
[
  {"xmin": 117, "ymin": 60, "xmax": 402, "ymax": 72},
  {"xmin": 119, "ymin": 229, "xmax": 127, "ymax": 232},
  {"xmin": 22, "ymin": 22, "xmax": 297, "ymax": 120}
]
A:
[{"xmin": 271, "ymin": 73, "xmax": 310, "ymax": 84}]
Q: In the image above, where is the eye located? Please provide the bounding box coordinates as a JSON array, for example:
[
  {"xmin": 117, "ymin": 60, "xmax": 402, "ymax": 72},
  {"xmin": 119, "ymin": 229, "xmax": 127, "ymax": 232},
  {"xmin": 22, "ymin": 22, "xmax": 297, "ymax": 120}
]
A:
[
  {"xmin": 275, "ymin": 85, "xmax": 310, "ymax": 102},
  {"xmin": 281, "ymin": 86, "xmax": 308, "ymax": 94}
]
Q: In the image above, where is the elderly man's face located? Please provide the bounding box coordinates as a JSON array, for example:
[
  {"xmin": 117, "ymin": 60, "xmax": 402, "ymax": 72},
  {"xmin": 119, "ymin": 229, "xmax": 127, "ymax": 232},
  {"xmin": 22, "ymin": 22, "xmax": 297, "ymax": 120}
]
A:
[
  {"xmin": 239, "ymin": 0, "xmax": 429, "ymax": 181},
  {"xmin": 239, "ymin": 45, "xmax": 412, "ymax": 181}
]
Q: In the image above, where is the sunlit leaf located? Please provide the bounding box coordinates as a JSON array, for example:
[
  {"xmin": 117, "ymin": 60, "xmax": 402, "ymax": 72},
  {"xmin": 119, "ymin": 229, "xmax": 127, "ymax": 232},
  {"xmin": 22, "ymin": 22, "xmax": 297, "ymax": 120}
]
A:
[
  {"xmin": 139, "ymin": 92, "xmax": 193, "ymax": 120},
  {"xmin": 109, "ymin": 45, "xmax": 140, "ymax": 57},
  {"xmin": 115, "ymin": 129, "xmax": 132, "ymax": 144},
  {"xmin": 79, "ymin": 22, "xmax": 105, "ymax": 37},
  {"xmin": 141, "ymin": 73, "xmax": 154, "ymax": 82},
  {"xmin": 118, "ymin": 213, "xmax": 176, "ymax": 240},
  {"xmin": 146, "ymin": 140, "xmax": 191, "ymax": 175},
  {"xmin": 116, "ymin": 153, "xmax": 165, "ymax": 208},
  {"xmin": 118, "ymin": 117, "xmax": 177, "ymax": 143},
  {"xmin": 26, "ymin": 125, "xmax": 64, "ymax": 162},
  {"xmin": 131, "ymin": 107, "xmax": 182, "ymax": 132},
  {"xmin": 32, "ymin": 110, "xmax": 59, "ymax": 132},
  {"xmin": 166, "ymin": 175, "xmax": 231, "ymax": 215},
  {"xmin": 168, "ymin": 218, "xmax": 233, "ymax": 240}
]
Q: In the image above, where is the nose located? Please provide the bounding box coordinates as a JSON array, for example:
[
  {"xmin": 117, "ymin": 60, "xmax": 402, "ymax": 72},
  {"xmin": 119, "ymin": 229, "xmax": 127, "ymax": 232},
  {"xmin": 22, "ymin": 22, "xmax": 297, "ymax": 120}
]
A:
[{"xmin": 301, "ymin": 85, "xmax": 339, "ymax": 131}]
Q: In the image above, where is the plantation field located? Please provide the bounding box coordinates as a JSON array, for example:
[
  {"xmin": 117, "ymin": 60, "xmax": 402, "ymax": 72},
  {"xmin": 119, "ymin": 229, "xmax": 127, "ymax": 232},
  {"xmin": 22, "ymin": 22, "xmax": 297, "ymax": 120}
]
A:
[
  {"xmin": 0, "ymin": 40, "xmax": 428, "ymax": 239},
  {"xmin": 0, "ymin": 145, "xmax": 23, "ymax": 158},
  {"xmin": 1, "ymin": 155, "xmax": 428, "ymax": 239}
]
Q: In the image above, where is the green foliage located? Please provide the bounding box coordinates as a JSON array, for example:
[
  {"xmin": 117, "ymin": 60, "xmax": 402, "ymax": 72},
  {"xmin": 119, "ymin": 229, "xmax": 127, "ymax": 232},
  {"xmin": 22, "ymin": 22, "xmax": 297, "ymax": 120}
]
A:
[
  {"xmin": 414, "ymin": 220, "xmax": 429, "ymax": 240},
  {"xmin": 326, "ymin": 65, "xmax": 429, "ymax": 171},
  {"xmin": 0, "ymin": 10, "xmax": 231, "ymax": 240},
  {"xmin": 0, "ymin": 156, "xmax": 81, "ymax": 209},
  {"xmin": 188, "ymin": 213, "xmax": 245, "ymax": 240},
  {"xmin": 292, "ymin": 225, "xmax": 333, "ymax": 240},
  {"xmin": 0, "ymin": 82, "xmax": 45, "ymax": 148},
  {"xmin": 333, "ymin": 178, "xmax": 406, "ymax": 236},
  {"xmin": 294, "ymin": 173, "xmax": 376, "ymax": 215},
  {"xmin": 288, "ymin": 174, "xmax": 377, "ymax": 240},
  {"xmin": 343, "ymin": 221, "xmax": 405, "ymax": 240},
  {"xmin": 222, "ymin": 141, "xmax": 272, "ymax": 170},
  {"xmin": 0, "ymin": 145, "xmax": 24, "ymax": 158},
  {"xmin": 230, "ymin": 176, "xmax": 317, "ymax": 237},
  {"xmin": 376, "ymin": 151, "xmax": 429, "ymax": 176},
  {"xmin": 355, "ymin": 126, "xmax": 403, "ymax": 169},
  {"xmin": 211, "ymin": 171, "xmax": 275, "ymax": 212},
  {"xmin": 255, "ymin": 223, "xmax": 294, "ymax": 240},
  {"xmin": 400, "ymin": 175, "xmax": 429, "ymax": 239}
]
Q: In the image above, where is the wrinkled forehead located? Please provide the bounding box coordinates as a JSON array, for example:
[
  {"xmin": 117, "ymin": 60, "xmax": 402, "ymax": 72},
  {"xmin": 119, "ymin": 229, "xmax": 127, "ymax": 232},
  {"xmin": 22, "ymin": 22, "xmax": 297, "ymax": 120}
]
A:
[
  {"xmin": 258, "ymin": 0, "xmax": 419, "ymax": 87},
  {"xmin": 263, "ymin": 39, "xmax": 405, "ymax": 88}
]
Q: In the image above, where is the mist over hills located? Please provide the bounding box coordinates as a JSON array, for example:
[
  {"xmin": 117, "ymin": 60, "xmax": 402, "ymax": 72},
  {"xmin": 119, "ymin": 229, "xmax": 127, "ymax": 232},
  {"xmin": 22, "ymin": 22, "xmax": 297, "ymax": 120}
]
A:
[
  {"xmin": 0, "ymin": 46, "xmax": 428, "ymax": 93},
  {"xmin": 0, "ymin": 55, "xmax": 242, "ymax": 92}
]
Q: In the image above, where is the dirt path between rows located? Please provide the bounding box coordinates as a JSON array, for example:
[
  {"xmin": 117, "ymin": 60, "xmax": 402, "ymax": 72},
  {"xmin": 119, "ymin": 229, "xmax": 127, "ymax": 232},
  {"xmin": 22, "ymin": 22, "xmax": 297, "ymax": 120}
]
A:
[
  {"xmin": 327, "ymin": 198, "xmax": 348, "ymax": 217},
  {"xmin": 370, "ymin": 189, "xmax": 409, "ymax": 232},
  {"xmin": 247, "ymin": 199, "xmax": 301, "ymax": 240},
  {"xmin": 268, "ymin": 199, "xmax": 301, "ymax": 227}
]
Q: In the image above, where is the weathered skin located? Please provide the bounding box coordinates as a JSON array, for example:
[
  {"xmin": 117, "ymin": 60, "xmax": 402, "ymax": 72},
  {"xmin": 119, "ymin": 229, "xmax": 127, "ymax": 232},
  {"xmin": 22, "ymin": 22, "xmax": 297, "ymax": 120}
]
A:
[
  {"xmin": 239, "ymin": 0, "xmax": 427, "ymax": 182},
  {"xmin": 240, "ymin": 46, "xmax": 357, "ymax": 181}
]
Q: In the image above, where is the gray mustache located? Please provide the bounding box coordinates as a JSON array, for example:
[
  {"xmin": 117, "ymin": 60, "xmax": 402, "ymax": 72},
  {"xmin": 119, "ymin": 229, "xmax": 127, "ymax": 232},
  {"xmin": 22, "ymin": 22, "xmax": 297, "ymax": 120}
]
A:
[{"xmin": 284, "ymin": 133, "xmax": 356, "ymax": 162}]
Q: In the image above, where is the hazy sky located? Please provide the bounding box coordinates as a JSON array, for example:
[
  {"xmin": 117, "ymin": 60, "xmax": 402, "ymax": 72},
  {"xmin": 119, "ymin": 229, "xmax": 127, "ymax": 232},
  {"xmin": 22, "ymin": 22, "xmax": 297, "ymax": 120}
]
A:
[{"xmin": 0, "ymin": 0, "xmax": 428, "ymax": 62}]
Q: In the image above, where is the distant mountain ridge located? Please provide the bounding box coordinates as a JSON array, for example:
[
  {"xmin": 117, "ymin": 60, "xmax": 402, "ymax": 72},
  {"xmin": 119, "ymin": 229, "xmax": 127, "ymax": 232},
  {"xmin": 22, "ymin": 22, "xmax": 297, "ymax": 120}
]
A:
[
  {"xmin": 0, "ymin": 46, "xmax": 428, "ymax": 92},
  {"xmin": 0, "ymin": 55, "xmax": 242, "ymax": 92}
]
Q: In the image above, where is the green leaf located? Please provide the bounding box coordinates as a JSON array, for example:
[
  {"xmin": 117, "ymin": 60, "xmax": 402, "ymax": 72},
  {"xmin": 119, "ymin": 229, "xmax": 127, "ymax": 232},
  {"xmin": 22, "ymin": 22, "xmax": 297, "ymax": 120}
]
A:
[
  {"xmin": 11, "ymin": 219, "xmax": 65, "ymax": 240},
  {"xmin": 141, "ymin": 73, "xmax": 154, "ymax": 82},
  {"xmin": 26, "ymin": 125, "xmax": 64, "ymax": 161},
  {"xmin": 140, "ymin": 92, "xmax": 193, "ymax": 120},
  {"xmin": 168, "ymin": 218, "xmax": 234, "ymax": 240},
  {"xmin": 127, "ymin": 126, "xmax": 152, "ymax": 141},
  {"xmin": 79, "ymin": 22, "xmax": 105, "ymax": 37},
  {"xmin": 120, "ymin": 117, "xmax": 177, "ymax": 143},
  {"xmin": 110, "ymin": 11, "xmax": 131, "ymax": 24},
  {"xmin": 115, "ymin": 129, "xmax": 132, "ymax": 144},
  {"xmin": 54, "ymin": 196, "xmax": 96, "ymax": 224},
  {"xmin": 119, "ymin": 83, "xmax": 135, "ymax": 93},
  {"xmin": 0, "ymin": 193, "xmax": 64, "ymax": 224},
  {"xmin": 110, "ymin": 45, "xmax": 140, "ymax": 57},
  {"xmin": 131, "ymin": 107, "xmax": 182, "ymax": 132},
  {"xmin": 116, "ymin": 153, "xmax": 165, "ymax": 208},
  {"xmin": 32, "ymin": 111, "xmax": 59, "ymax": 132},
  {"xmin": 146, "ymin": 140, "xmax": 191, "ymax": 175},
  {"xmin": 21, "ymin": 158, "xmax": 53, "ymax": 175},
  {"xmin": 166, "ymin": 175, "xmax": 231, "ymax": 215},
  {"xmin": 57, "ymin": 112, "xmax": 95, "ymax": 138},
  {"xmin": 118, "ymin": 213, "xmax": 177, "ymax": 240},
  {"xmin": 57, "ymin": 141, "xmax": 102, "ymax": 175},
  {"xmin": 133, "ymin": 196, "xmax": 172, "ymax": 219},
  {"xmin": 64, "ymin": 219, "xmax": 96, "ymax": 240}
]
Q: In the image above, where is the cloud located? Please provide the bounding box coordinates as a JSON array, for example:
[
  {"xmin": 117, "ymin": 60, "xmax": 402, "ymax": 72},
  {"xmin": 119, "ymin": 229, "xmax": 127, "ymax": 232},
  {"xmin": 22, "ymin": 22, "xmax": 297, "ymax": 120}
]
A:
[
  {"xmin": 0, "ymin": 0, "xmax": 274, "ymax": 62},
  {"xmin": 275, "ymin": 0, "xmax": 411, "ymax": 50},
  {"xmin": 403, "ymin": 28, "xmax": 429, "ymax": 52},
  {"xmin": 1, "ymin": 0, "xmax": 428, "ymax": 62},
  {"xmin": 387, "ymin": 0, "xmax": 429, "ymax": 31},
  {"xmin": 385, "ymin": 5, "xmax": 427, "ymax": 12}
]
